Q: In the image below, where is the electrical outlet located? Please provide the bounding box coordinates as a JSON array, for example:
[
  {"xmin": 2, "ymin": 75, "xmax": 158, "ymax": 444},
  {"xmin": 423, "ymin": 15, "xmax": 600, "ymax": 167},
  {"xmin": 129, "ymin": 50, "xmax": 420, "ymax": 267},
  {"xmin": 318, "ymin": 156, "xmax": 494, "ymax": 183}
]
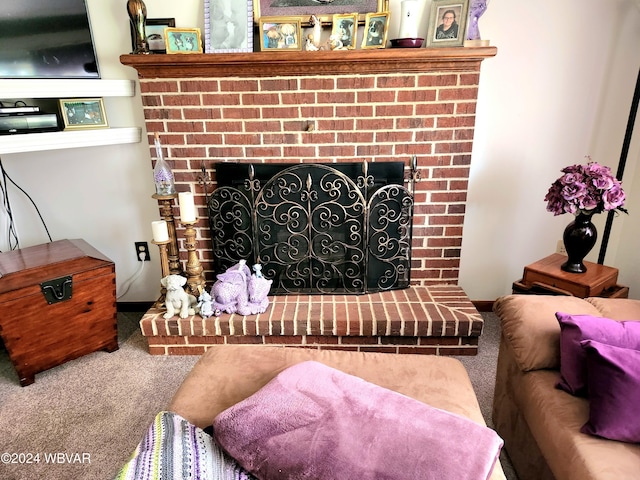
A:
[
  {"xmin": 135, "ymin": 241, "xmax": 150, "ymax": 261},
  {"xmin": 556, "ymin": 240, "xmax": 567, "ymax": 255}
]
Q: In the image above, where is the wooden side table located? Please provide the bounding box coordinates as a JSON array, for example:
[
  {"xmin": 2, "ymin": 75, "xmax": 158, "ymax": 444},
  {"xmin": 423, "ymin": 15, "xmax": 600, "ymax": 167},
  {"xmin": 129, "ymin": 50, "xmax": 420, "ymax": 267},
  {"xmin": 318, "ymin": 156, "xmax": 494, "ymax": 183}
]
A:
[{"xmin": 513, "ymin": 253, "xmax": 629, "ymax": 298}]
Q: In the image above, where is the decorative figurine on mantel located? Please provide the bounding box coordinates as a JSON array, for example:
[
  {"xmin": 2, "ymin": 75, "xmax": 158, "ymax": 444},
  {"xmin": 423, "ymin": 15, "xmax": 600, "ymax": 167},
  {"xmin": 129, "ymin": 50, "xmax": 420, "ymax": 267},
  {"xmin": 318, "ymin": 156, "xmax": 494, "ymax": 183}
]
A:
[
  {"xmin": 464, "ymin": 0, "xmax": 490, "ymax": 46},
  {"xmin": 127, "ymin": 0, "xmax": 150, "ymax": 54},
  {"xmin": 305, "ymin": 15, "xmax": 323, "ymax": 51}
]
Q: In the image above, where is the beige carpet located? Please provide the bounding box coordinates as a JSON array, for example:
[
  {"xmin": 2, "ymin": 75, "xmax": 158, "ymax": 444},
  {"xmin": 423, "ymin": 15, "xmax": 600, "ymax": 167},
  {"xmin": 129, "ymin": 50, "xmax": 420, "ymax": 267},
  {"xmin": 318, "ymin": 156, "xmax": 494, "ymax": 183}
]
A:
[{"xmin": 0, "ymin": 311, "xmax": 517, "ymax": 480}]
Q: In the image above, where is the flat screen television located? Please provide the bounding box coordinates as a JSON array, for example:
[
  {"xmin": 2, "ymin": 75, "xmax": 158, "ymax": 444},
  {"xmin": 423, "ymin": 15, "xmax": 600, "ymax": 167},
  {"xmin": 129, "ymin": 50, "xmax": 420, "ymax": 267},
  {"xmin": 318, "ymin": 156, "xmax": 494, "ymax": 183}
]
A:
[{"xmin": 0, "ymin": 0, "xmax": 100, "ymax": 79}]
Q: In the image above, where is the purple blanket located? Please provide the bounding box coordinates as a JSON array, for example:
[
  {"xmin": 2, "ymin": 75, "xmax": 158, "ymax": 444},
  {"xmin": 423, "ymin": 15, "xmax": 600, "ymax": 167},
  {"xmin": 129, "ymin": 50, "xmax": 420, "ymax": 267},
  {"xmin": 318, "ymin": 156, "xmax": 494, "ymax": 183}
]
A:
[{"xmin": 214, "ymin": 361, "xmax": 503, "ymax": 480}]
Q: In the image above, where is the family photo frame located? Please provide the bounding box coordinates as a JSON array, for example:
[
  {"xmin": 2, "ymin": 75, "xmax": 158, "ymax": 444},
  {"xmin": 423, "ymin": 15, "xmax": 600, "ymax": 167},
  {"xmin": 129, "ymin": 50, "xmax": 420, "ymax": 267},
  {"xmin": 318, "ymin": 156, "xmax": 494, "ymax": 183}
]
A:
[
  {"xmin": 259, "ymin": 17, "xmax": 302, "ymax": 51},
  {"xmin": 164, "ymin": 28, "xmax": 203, "ymax": 53},
  {"xmin": 59, "ymin": 98, "xmax": 108, "ymax": 130},
  {"xmin": 204, "ymin": 0, "xmax": 253, "ymax": 53},
  {"xmin": 129, "ymin": 17, "xmax": 175, "ymax": 54},
  {"xmin": 426, "ymin": 0, "xmax": 469, "ymax": 47},
  {"xmin": 254, "ymin": 0, "xmax": 384, "ymax": 26},
  {"xmin": 361, "ymin": 12, "xmax": 389, "ymax": 49},
  {"xmin": 145, "ymin": 18, "xmax": 175, "ymax": 53},
  {"xmin": 331, "ymin": 13, "xmax": 358, "ymax": 50}
]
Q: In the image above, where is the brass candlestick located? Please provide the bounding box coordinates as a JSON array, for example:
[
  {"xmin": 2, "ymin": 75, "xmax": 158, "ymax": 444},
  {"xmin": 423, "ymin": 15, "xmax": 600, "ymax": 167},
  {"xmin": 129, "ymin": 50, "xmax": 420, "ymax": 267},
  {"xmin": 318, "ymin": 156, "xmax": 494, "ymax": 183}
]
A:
[
  {"xmin": 151, "ymin": 239, "xmax": 171, "ymax": 308},
  {"xmin": 181, "ymin": 220, "xmax": 206, "ymax": 297},
  {"xmin": 152, "ymin": 193, "xmax": 182, "ymax": 275}
]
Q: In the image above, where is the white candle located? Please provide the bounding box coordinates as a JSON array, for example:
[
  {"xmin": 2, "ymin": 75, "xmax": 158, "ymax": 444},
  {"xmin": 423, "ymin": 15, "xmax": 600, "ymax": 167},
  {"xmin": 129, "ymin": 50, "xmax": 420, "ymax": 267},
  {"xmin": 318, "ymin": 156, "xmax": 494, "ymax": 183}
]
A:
[
  {"xmin": 178, "ymin": 191, "xmax": 197, "ymax": 223},
  {"xmin": 151, "ymin": 220, "xmax": 169, "ymax": 242},
  {"xmin": 398, "ymin": 0, "xmax": 419, "ymax": 39}
]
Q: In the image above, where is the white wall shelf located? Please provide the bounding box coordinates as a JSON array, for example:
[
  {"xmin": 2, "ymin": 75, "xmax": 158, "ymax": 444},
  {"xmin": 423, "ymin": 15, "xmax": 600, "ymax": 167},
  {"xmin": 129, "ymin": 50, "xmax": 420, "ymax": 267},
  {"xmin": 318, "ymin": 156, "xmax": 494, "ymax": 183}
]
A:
[
  {"xmin": 0, "ymin": 79, "xmax": 140, "ymax": 154},
  {"xmin": 0, "ymin": 127, "xmax": 142, "ymax": 154},
  {"xmin": 0, "ymin": 79, "xmax": 136, "ymax": 99}
]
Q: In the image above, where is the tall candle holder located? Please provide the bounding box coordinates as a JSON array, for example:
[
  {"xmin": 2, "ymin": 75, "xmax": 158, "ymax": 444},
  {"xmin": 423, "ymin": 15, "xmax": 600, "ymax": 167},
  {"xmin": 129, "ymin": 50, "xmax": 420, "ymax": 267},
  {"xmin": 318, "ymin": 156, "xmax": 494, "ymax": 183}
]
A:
[
  {"xmin": 152, "ymin": 193, "xmax": 182, "ymax": 275},
  {"xmin": 151, "ymin": 238, "xmax": 171, "ymax": 308},
  {"xmin": 181, "ymin": 220, "xmax": 206, "ymax": 297}
]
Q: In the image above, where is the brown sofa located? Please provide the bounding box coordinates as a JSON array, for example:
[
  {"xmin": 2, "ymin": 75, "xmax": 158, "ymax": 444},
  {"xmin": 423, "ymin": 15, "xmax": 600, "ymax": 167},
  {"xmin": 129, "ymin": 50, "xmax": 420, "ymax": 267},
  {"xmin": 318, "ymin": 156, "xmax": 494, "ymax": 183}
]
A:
[
  {"xmin": 169, "ymin": 344, "xmax": 506, "ymax": 480},
  {"xmin": 493, "ymin": 295, "xmax": 640, "ymax": 480}
]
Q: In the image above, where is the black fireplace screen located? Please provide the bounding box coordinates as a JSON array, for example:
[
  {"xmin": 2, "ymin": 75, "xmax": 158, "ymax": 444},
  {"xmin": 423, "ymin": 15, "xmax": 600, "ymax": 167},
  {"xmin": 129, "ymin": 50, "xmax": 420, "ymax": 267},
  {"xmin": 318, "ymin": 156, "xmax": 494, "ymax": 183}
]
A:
[{"xmin": 208, "ymin": 162, "xmax": 414, "ymax": 294}]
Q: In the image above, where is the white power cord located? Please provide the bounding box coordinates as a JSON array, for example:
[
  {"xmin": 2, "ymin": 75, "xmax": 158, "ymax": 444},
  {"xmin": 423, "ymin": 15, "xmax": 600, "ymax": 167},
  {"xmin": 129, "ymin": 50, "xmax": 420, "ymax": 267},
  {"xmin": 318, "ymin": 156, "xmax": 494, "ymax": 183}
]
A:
[{"xmin": 116, "ymin": 251, "xmax": 146, "ymax": 300}]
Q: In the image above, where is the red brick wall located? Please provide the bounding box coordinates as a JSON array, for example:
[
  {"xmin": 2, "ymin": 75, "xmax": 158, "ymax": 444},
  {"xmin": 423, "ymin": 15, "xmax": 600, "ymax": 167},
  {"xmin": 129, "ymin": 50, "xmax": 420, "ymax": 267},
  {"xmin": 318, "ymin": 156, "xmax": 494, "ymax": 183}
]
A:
[{"xmin": 139, "ymin": 69, "xmax": 480, "ymax": 285}]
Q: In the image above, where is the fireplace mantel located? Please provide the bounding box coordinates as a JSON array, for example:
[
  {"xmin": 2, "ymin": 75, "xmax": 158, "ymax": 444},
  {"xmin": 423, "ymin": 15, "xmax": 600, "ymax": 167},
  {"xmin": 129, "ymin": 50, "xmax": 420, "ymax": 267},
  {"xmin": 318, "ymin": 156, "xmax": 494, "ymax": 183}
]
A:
[{"xmin": 120, "ymin": 47, "xmax": 497, "ymax": 78}]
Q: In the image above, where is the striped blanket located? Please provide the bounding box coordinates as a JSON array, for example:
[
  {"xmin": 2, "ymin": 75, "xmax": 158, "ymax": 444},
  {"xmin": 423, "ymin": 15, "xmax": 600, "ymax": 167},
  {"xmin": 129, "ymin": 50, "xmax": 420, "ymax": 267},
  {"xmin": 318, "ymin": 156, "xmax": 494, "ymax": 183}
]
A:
[{"xmin": 115, "ymin": 411, "xmax": 256, "ymax": 480}]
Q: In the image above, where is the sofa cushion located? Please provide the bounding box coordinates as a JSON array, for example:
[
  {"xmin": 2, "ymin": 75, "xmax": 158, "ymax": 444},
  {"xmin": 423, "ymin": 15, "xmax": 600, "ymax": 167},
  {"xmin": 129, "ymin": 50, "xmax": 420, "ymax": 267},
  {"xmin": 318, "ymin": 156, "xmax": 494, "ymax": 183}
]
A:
[
  {"xmin": 494, "ymin": 295, "xmax": 600, "ymax": 372},
  {"xmin": 556, "ymin": 312, "xmax": 640, "ymax": 396},
  {"xmin": 580, "ymin": 340, "xmax": 640, "ymax": 443},
  {"xmin": 585, "ymin": 298, "xmax": 640, "ymax": 320},
  {"xmin": 509, "ymin": 369, "xmax": 640, "ymax": 480},
  {"xmin": 213, "ymin": 360, "xmax": 504, "ymax": 480}
]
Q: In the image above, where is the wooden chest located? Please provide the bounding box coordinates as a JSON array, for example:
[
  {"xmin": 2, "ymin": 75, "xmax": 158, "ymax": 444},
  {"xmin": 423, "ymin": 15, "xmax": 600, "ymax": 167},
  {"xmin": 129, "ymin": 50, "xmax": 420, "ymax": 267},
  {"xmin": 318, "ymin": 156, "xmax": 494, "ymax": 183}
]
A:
[{"xmin": 0, "ymin": 239, "xmax": 117, "ymax": 386}]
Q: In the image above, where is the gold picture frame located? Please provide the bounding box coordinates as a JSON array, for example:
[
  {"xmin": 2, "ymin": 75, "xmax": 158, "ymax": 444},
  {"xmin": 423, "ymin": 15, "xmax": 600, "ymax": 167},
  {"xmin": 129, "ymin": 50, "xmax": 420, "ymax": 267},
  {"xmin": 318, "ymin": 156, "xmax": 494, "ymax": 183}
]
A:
[
  {"xmin": 331, "ymin": 13, "xmax": 358, "ymax": 50},
  {"xmin": 259, "ymin": 17, "xmax": 302, "ymax": 51},
  {"xmin": 59, "ymin": 98, "xmax": 108, "ymax": 130},
  {"xmin": 255, "ymin": 0, "xmax": 384, "ymax": 26},
  {"xmin": 164, "ymin": 27, "xmax": 203, "ymax": 53},
  {"xmin": 361, "ymin": 12, "xmax": 389, "ymax": 49}
]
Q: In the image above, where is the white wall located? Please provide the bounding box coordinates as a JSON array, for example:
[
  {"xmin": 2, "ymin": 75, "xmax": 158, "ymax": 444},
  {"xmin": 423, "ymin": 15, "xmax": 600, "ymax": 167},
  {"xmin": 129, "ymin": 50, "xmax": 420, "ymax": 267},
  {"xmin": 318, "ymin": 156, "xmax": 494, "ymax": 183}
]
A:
[
  {"xmin": 2, "ymin": 0, "xmax": 639, "ymax": 302},
  {"xmin": 459, "ymin": 0, "xmax": 640, "ymax": 300}
]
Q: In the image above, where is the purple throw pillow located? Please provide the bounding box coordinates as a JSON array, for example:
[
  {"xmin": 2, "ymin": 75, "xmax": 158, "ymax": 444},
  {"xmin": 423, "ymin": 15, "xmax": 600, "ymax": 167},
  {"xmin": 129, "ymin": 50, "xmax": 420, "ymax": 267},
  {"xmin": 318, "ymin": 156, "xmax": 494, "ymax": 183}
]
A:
[
  {"xmin": 213, "ymin": 361, "xmax": 504, "ymax": 480},
  {"xmin": 555, "ymin": 312, "xmax": 640, "ymax": 396},
  {"xmin": 580, "ymin": 340, "xmax": 640, "ymax": 443}
]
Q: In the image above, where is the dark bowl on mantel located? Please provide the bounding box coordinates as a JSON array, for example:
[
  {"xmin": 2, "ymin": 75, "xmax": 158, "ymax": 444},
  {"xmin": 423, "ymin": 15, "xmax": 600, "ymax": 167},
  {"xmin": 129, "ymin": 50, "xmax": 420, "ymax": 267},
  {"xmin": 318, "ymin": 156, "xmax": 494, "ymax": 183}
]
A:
[{"xmin": 390, "ymin": 38, "xmax": 424, "ymax": 48}]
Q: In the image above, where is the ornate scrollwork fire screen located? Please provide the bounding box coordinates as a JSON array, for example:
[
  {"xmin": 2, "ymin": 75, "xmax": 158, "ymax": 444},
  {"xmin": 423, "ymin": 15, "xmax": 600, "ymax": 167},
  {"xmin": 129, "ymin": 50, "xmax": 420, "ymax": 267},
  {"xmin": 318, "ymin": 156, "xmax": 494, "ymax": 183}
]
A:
[{"xmin": 208, "ymin": 162, "xmax": 414, "ymax": 294}]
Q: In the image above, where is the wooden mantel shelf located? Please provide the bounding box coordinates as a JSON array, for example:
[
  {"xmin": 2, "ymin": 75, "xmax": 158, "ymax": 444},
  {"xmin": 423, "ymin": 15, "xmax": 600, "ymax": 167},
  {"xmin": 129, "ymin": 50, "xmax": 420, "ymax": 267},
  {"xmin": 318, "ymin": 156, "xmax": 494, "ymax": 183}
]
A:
[{"xmin": 120, "ymin": 46, "xmax": 497, "ymax": 78}]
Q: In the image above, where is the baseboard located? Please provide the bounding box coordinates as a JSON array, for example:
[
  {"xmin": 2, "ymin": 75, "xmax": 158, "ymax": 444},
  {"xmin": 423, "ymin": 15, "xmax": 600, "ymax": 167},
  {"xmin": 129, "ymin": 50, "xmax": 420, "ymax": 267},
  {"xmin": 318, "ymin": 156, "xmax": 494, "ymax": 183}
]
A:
[
  {"xmin": 472, "ymin": 300, "xmax": 494, "ymax": 312},
  {"xmin": 117, "ymin": 301, "xmax": 154, "ymax": 312}
]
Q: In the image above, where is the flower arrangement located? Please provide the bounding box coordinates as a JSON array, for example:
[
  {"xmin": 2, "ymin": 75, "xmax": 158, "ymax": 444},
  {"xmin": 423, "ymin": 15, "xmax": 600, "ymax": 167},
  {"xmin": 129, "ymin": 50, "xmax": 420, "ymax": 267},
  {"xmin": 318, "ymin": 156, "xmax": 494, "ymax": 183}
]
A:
[{"xmin": 544, "ymin": 161, "xmax": 627, "ymax": 216}]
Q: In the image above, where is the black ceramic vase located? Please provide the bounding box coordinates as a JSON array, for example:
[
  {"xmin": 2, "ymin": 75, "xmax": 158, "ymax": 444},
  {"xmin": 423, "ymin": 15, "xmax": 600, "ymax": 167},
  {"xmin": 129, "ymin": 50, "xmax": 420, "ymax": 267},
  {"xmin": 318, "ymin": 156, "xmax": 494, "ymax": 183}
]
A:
[{"xmin": 561, "ymin": 212, "xmax": 597, "ymax": 273}]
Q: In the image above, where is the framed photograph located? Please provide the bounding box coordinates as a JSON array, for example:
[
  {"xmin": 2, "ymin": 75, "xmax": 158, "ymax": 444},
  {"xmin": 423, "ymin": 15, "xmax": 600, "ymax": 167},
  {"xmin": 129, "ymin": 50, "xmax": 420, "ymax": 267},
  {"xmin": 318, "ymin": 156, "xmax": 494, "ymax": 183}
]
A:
[
  {"xmin": 204, "ymin": 0, "xmax": 253, "ymax": 53},
  {"xmin": 361, "ymin": 12, "xmax": 389, "ymax": 49},
  {"xmin": 255, "ymin": 0, "xmax": 384, "ymax": 26},
  {"xmin": 331, "ymin": 13, "xmax": 358, "ymax": 50},
  {"xmin": 259, "ymin": 17, "xmax": 302, "ymax": 51},
  {"xmin": 426, "ymin": 0, "xmax": 469, "ymax": 47},
  {"xmin": 164, "ymin": 28, "xmax": 203, "ymax": 53},
  {"xmin": 130, "ymin": 18, "xmax": 176, "ymax": 53},
  {"xmin": 145, "ymin": 18, "xmax": 175, "ymax": 53},
  {"xmin": 59, "ymin": 98, "xmax": 108, "ymax": 130}
]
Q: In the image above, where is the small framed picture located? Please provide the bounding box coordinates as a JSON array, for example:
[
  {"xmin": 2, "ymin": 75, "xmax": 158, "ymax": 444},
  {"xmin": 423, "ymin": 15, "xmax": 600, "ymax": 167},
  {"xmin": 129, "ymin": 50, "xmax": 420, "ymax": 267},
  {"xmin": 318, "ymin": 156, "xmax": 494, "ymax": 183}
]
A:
[
  {"xmin": 332, "ymin": 13, "xmax": 358, "ymax": 50},
  {"xmin": 145, "ymin": 18, "xmax": 176, "ymax": 53},
  {"xmin": 254, "ymin": 0, "xmax": 383, "ymax": 26},
  {"xmin": 361, "ymin": 12, "xmax": 389, "ymax": 49},
  {"xmin": 259, "ymin": 17, "xmax": 302, "ymax": 51},
  {"xmin": 164, "ymin": 28, "xmax": 203, "ymax": 53},
  {"xmin": 204, "ymin": 0, "xmax": 253, "ymax": 53},
  {"xmin": 59, "ymin": 98, "xmax": 108, "ymax": 130},
  {"xmin": 426, "ymin": 0, "xmax": 469, "ymax": 47}
]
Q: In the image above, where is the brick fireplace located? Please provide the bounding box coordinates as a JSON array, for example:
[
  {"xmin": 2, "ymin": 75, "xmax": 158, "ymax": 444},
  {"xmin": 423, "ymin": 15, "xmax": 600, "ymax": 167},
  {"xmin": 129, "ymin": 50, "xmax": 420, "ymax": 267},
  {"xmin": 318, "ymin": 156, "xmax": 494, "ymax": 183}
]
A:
[{"xmin": 121, "ymin": 47, "xmax": 497, "ymax": 355}]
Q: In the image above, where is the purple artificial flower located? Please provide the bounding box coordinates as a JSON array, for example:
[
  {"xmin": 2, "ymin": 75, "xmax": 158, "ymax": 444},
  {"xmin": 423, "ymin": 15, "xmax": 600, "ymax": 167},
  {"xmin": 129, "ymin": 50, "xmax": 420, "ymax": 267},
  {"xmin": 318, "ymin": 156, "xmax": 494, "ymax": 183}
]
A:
[
  {"xmin": 603, "ymin": 183, "xmax": 626, "ymax": 210},
  {"xmin": 544, "ymin": 160, "xmax": 628, "ymax": 216}
]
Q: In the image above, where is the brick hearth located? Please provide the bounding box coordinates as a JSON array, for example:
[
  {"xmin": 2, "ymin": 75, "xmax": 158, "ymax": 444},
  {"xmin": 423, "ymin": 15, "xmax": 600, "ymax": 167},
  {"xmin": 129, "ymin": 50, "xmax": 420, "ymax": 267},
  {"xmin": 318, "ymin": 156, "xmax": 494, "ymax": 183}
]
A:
[{"xmin": 141, "ymin": 285, "xmax": 482, "ymax": 356}]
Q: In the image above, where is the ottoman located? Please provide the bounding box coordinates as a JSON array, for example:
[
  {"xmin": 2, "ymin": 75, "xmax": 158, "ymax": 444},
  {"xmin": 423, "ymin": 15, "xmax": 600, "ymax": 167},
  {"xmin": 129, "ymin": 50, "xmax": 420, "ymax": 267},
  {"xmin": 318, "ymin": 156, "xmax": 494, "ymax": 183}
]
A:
[{"xmin": 169, "ymin": 345, "xmax": 506, "ymax": 480}]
